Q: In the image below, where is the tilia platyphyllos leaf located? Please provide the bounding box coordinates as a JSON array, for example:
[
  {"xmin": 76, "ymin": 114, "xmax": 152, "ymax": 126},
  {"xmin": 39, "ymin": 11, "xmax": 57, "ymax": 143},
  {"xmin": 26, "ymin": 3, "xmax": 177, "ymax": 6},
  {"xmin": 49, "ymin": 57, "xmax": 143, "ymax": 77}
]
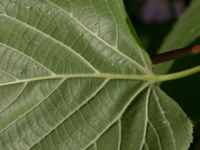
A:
[{"xmin": 0, "ymin": 0, "xmax": 194, "ymax": 150}]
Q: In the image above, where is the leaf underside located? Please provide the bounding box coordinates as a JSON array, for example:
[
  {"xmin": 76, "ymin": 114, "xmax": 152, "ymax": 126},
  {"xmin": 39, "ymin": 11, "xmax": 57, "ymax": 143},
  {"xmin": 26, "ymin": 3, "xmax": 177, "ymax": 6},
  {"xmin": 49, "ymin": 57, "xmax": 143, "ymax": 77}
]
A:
[{"xmin": 0, "ymin": 0, "xmax": 192, "ymax": 150}]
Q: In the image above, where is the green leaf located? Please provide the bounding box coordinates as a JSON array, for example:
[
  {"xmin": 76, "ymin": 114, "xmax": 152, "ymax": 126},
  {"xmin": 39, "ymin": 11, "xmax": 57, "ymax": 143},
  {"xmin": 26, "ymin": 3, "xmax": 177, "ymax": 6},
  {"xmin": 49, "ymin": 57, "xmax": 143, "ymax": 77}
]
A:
[
  {"xmin": 155, "ymin": 0, "xmax": 200, "ymax": 121},
  {"xmin": 121, "ymin": 87, "xmax": 192, "ymax": 150},
  {"xmin": 155, "ymin": 0, "xmax": 200, "ymax": 74},
  {"xmin": 0, "ymin": 0, "xmax": 192, "ymax": 150}
]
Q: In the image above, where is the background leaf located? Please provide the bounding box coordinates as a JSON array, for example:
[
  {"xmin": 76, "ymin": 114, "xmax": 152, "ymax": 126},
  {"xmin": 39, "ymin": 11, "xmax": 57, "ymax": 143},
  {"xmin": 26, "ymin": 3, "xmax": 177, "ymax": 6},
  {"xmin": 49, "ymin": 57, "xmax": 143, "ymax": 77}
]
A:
[
  {"xmin": 0, "ymin": 0, "xmax": 193, "ymax": 149},
  {"xmin": 155, "ymin": 0, "xmax": 200, "ymax": 121}
]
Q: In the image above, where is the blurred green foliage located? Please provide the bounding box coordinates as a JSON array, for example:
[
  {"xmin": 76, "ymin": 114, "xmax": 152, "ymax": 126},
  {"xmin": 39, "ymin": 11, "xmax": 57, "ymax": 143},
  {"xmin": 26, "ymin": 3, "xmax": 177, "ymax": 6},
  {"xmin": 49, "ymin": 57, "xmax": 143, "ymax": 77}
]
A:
[{"xmin": 123, "ymin": 0, "xmax": 189, "ymax": 54}]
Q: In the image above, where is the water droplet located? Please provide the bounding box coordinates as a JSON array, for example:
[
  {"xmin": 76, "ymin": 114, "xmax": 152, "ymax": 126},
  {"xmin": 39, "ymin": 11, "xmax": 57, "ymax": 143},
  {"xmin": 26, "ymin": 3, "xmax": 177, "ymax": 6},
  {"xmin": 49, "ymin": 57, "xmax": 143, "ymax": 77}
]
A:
[
  {"xmin": 26, "ymin": 6, "xmax": 31, "ymax": 9},
  {"xmin": 163, "ymin": 120, "xmax": 168, "ymax": 125}
]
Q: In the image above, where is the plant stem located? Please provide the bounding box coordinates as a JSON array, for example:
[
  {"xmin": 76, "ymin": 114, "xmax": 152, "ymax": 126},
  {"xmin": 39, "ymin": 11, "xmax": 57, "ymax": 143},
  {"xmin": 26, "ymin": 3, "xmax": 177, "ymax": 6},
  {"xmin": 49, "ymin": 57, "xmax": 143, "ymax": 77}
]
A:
[
  {"xmin": 153, "ymin": 65, "xmax": 200, "ymax": 81},
  {"xmin": 151, "ymin": 44, "xmax": 200, "ymax": 64}
]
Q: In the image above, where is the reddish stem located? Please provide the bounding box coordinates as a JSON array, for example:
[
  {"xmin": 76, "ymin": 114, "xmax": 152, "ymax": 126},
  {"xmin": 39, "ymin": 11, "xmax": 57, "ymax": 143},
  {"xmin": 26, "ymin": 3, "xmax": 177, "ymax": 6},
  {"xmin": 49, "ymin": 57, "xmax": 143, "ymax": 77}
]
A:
[{"xmin": 151, "ymin": 44, "xmax": 200, "ymax": 64}]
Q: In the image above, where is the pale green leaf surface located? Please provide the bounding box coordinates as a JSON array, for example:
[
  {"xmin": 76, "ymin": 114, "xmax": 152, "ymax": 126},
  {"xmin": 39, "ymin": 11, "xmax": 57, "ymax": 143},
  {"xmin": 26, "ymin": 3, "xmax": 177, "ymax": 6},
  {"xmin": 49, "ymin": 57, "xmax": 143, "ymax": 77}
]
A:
[
  {"xmin": 0, "ymin": 0, "xmax": 192, "ymax": 150},
  {"xmin": 121, "ymin": 87, "xmax": 192, "ymax": 150}
]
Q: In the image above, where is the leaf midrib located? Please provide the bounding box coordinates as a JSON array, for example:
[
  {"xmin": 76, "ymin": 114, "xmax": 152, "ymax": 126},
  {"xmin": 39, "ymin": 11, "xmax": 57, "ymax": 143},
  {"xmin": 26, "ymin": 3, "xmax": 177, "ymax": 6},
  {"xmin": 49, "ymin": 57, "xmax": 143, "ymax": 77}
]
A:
[{"xmin": 0, "ymin": 73, "xmax": 157, "ymax": 87}]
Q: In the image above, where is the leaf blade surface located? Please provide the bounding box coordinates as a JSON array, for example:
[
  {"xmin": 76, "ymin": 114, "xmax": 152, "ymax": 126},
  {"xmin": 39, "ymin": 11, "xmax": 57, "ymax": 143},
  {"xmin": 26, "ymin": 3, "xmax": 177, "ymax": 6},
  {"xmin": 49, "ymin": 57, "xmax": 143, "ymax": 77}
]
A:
[{"xmin": 0, "ymin": 0, "xmax": 192, "ymax": 150}]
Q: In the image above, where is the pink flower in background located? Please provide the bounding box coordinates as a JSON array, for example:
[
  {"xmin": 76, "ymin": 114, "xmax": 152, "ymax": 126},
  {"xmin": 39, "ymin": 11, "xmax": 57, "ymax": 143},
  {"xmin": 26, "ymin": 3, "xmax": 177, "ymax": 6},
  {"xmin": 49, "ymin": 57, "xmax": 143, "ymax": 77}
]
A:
[{"xmin": 142, "ymin": 0, "xmax": 185, "ymax": 23}]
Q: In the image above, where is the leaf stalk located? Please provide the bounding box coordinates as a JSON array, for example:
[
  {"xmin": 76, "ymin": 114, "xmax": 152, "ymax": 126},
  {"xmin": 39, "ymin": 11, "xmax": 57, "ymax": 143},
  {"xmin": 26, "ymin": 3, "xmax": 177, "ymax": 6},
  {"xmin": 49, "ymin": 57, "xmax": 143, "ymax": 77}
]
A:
[{"xmin": 151, "ymin": 44, "xmax": 200, "ymax": 64}]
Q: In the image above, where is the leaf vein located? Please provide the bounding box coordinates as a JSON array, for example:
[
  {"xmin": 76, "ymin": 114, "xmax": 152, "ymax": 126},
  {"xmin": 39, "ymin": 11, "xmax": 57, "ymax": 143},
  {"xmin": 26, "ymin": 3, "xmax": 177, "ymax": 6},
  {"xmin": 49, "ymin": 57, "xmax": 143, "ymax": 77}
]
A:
[
  {"xmin": 84, "ymin": 83, "xmax": 149, "ymax": 150},
  {"xmin": 0, "ymin": 14, "xmax": 99, "ymax": 73},
  {"xmin": 148, "ymin": 120, "xmax": 162, "ymax": 150},
  {"xmin": 139, "ymin": 87, "xmax": 151, "ymax": 150},
  {"xmin": 0, "ymin": 69, "xmax": 18, "ymax": 80},
  {"xmin": 29, "ymin": 79, "xmax": 109, "ymax": 149},
  {"xmin": 45, "ymin": 0, "xmax": 150, "ymax": 74},
  {"xmin": 0, "ymin": 42, "xmax": 55, "ymax": 76},
  {"xmin": 117, "ymin": 119, "xmax": 122, "ymax": 150},
  {"xmin": 0, "ymin": 82, "xmax": 27, "ymax": 114},
  {"xmin": 153, "ymin": 89, "xmax": 177, "ymax": 150},
  {"xmin": 0, "ymin": 78, "xmax": 65, "ymax": 133}
]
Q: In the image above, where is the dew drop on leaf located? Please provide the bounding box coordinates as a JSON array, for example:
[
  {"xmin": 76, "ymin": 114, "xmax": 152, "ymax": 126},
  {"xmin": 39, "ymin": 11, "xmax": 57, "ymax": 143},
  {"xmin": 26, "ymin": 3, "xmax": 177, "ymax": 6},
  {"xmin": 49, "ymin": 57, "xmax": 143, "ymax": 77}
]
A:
[
  {"xmin": 26, "ymin": 6, "xmax": 31, "ymax": 9},
  {"xmin": 163, "ymin": 120, "xmax": 169, "ymax": 125}
]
